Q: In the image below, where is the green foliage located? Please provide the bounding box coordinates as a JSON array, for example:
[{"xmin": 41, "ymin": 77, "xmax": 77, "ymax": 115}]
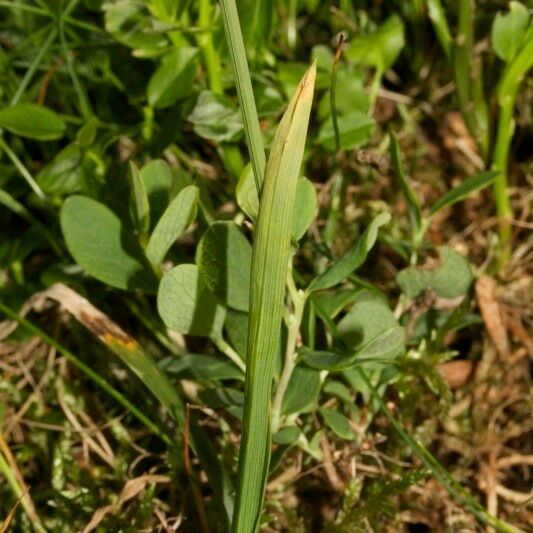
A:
[
  {"xmin": 196, "ymin": 221, "xmax": 252, "ymax": 312},
  {"xmin": 129, "ymin": 162, "xmax": 150, "ymax": 236},
  {"xmin": 1, "ymin": 1, "xmax": 528, "ymax": 531},
  {"xmin": 317, "ymin": 111, "xmax": 375, "ymax": 151},
  {"xmin": 145, "ymin": 185, "xmax": 199, "ymax": 264},
  {"xmin": 397, "ymin": 247, "xmax": 473, "ymax": 299},
  {"xmin": 281, "ymin": 365, "xmax": 321, "ymax": 415},
  {"xmin": 0, "ymin": 104, "xmax": 66, "ymax": 140},
  {"xmin": 147, "ymin": 47, "xmax": 199, "ymax": 108},
  {"xmin": 308, "ymin": 213, "xmax": 390, "ymax": 292},
  {"xmin": 61, "ymin": 195, "xmax": 158, "ymax": 292},
  {"xmin": 491, "ymin": 2, "xmax": 530, "ymax": 62},
  {"xmin": 188, "ymin": 91, "xmax": 244, "ymax": 142},
  {"xmin": 158, "ymin": 264, "xmax": 226, "ymax": 338},
  {"xmin": 429, "ymin": 171, "xmax": 497, "ymax": 215},
  {"xmin": 346, "ymin": 15, "xmax": 405, "ymax": 71},
  {"xmin": 319, "ymin": 407, "xmax": 356, "ymax": 441}
]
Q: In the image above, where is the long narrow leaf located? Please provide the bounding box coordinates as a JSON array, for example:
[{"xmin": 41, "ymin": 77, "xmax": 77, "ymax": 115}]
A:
[
  {"xmin": 232, "ymin": 63, "xmax": 316, "ymax": 533},
  {"xmin": 219, "ymin": 0, "xmax": 266, "ymax": 192},
  {"xmin": 307, "ymin": 212, "xmax": 390, "ymax": 292},
  {"xmin": 429, "ymin": 171, "xmax": 497, "ymax": 215}
]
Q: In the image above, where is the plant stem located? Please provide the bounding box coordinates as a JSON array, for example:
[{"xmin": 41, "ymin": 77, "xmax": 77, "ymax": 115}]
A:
[
  {"xmin": 219, "ymin": 0, "xmax": 266, "ymax": 193},
  {"xmin": 214, "ymin": 336, "xmax": 246, "ymax": 372},
  {"xmin": 453, "ymin": 0, "xmax": 476, "ymax": 136},
  {"xmin": 368, "ymin": 68, "xmax": 383, "ymax": 114},
  {"xmin": 59, "ymin": 0, "xmax": 93, "ymax": 119},
  {"xmin": 0, "ymin": 137, "xmax": 46, "ymax": 199},
  {"xmin": 491, "ymin": 33, "xmax": 533, "ymax": 267},
  {"xmin": 271, "ymin": 262, "xmax": 306, "ymax": 433},
  {"xmin": 330, "ymin": 34, "xmax": 344, "ymax": 153},
  {"xmin": 10, "ymin": 27, "xmax": 57, "ymax": 106},
  {"xmin": 198, "ymin": 0, "xmax": 223, "ymax": 94},
  {"xmin": 491, "ymin": 95, "xmax": 514, "ymax": 266}
]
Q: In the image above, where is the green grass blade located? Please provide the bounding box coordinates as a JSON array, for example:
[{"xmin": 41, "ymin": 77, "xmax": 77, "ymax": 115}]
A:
[
  {"xmin": 390, "ymin": 132, "xmax": 422, "ymax": 234},
  {"xmin": 232, "ymin": 62, "xmax": 316, "ymax": 533},
  {"xmin": 429, "ymin": 170, "xmax": 497, "ymax": 216},
  {"xmin": 427, "ymin": 0, "xmax": 452, "ymax": 59},
  {"xmin": 219, "ymin": 0, "xmax": 266, "ymax": 193}
]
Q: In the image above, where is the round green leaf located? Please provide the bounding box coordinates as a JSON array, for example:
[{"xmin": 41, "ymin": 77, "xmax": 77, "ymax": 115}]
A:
[
  {"xmin": 491, "ymin": 2, "xmax": 529, "ymax": 63},
  {"xmin": 60, "ymin": 195, "xmax": 158, "ymax": 291},
  {"xmin": 196, "ymin": 221, "xmax": 252, "ymax": 312},
  {"xmin": 157, "ymin": 264, "xmax": 226, "ymax": 338}
]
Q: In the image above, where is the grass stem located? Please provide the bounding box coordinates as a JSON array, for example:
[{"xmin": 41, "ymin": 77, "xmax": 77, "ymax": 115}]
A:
[
  {"xmin": 219, "ymin": 0, "xmax": 266, "ymax": 192},
  {"xmin": 271, "ymin": 262, "xmax": 306, "ymax": 433},
  {"xmin": 0, "ymin": 137, "xmax": 46, "ymax": 199}
]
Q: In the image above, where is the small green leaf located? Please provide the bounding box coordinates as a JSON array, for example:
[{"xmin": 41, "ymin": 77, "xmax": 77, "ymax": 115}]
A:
[
  {"xmin": 36, "ymin": 144, "xmax": 83, "ymax": 196},
  {"xmin": 196, "ymin": 221, "xmax": 252, "ymax": 312},
  {"xmin": 491, "ymin": 2, "xmax": 529, "ymax": 63},
  {"xmin": 188, "ymin": 91, "xmax": 243, "ymax": 142},
  {"xmin": 346, "ymin": 15, "xmax": 405, "ymax": 71},
  {"xmin": 317, "ymin": 69, "xmax": 369, "ymax": 120},
  {"xmin": 428, "ymin": 247, "xmax": 473, "ymax": 299},
  {"xmin": 390, "ymin": 132, "xmax": 422, "ymax": 233},
  {"xmin": 236, "ymin": 163, "xmax": 259, "ymax": 220},
  {"xmin": 157, "ymin": 264, "xmax": 226, "ymax": 338},
  {"xmin": 140, "ymin": 159, "xmax": 173, "ymax": 227},
  {"xmin": 301, "ymin": 326, "xmax": 404, "ymax": 371},
  {"xmin": 319, "ymin": 408, "xmax": 356, "ymax": 440},
  {"xmin": 311, "ymin": 290, "xmax": 361, "ymax": 320},
  {"xmin": 76, "ymin": 117, "xmax": 99, "ymax": 146},
  {"xmin": 272, "ymin": 426, "xmax": 300, "ymax": 445},
  {"xmin": 397, "ymin": 246, "xmax": 473, "ymax": 299},
  {"xmin": 199, "ymin": 388, "xmax": 244, "ymax": 420},
  {"xmin": 159, "ymin": 354, "xmax": 243, "ymax": 381},
  {"xmin": 292, "ymin": 178, "xmax": 318, "ymax": 240},
  {"xmin": 145, "ymin": 185, "xmax": 199, "ymax": 265},
  {"xmin": 281, "ymin": 365, "xmax": 321, "ymax": 415},
  {"xmin": 129, "ymin": 162, "xmax": 150, "ymax": 236},
  {"xmin": 0, "ymin": 104, "xmax": 66, "ymax": 140},
  {"xmin": 317, "ymin": 111, "xmax": 375, "ymax": 151},
  {"xmin": 147, "ymin": 47, "xmax": 199, "ymax": 108},
  {"xmin": 338, "ymin": 290, "xmax": 403, "ymax": 362},
  {"xmin": 225, "ymin": 309, "xmax": 249, "ymax": 359},
  {"xmin": 61, "ymin": 195, "xmax": 157, "ymax": 291},
  {"xmin": 396, "ymin": 269, "xmax": 432, "ymax": 299},
  {"xmin": 323, "ymin": 380, "xmax": 354, "ymax": 404},
  {"xmin": 308, "ymin": 213, "xmax": 390, "ymax": 292},
  {"xmin": 429, "ymin": 171, "xmax": 497, "ymax": 216}
]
